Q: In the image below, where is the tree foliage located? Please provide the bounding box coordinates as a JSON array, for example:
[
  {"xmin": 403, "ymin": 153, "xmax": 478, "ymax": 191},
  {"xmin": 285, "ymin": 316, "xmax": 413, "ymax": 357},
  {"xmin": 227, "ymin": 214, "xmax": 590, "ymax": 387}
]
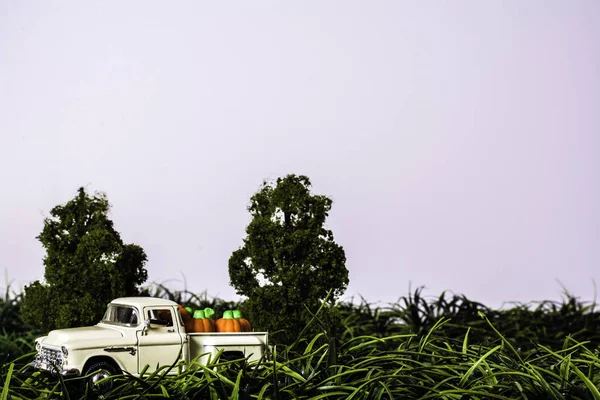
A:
[
  {"xmin": 21, "ymin": 187, "xmax": 148, "ymax": 332},
  {"xmin": 229, "ymin": 175, "xmax": 348, "ymax": 343}
]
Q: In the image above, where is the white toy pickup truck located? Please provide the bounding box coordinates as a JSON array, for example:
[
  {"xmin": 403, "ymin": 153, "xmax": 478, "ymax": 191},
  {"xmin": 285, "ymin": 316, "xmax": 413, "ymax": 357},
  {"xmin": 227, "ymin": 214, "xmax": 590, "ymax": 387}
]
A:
[{"xmin": 30, "ymin": 297, "xmax": 268, "ymax": 391}]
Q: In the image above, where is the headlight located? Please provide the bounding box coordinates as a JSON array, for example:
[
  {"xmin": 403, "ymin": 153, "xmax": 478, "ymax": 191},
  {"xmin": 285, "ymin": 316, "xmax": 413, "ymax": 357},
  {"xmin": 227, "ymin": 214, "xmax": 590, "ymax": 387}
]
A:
[
  {"xmin": 61, "ymin": 346, "xmax": 69, "ymax": 357},
  {"xmin": 35, "ymin": 341, "xmax": 41, "ymax": 351}
]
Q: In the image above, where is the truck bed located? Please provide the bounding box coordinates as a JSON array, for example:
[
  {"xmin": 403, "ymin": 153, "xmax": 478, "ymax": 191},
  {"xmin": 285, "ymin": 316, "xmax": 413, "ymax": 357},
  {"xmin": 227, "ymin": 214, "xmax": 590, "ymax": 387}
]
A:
[{"xmin": 187, "ymin": 332, "xmax": 268, "ymax": 364}]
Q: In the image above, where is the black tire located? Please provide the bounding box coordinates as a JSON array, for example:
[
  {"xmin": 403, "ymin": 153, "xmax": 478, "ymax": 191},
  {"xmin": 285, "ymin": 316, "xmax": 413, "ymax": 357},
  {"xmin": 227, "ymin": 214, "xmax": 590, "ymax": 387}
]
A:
[{"xmin": 82, "ymin": 360, "xmax": 119, "ymax": 395}]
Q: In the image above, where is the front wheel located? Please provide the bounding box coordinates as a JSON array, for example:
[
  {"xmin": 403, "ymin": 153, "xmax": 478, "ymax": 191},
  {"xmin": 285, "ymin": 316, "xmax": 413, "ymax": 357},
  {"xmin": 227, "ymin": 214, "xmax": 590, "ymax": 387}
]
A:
[{"xmin": 83, "ymin": 361, "xmax": 119, "ymax": 395}]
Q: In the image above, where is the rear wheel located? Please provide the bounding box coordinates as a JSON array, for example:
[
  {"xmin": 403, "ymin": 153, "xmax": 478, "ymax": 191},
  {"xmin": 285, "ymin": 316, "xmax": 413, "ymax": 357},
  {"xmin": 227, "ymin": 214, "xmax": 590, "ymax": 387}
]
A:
[
  {"xmin": 83, "ymin": 361, "xmax": 119, "ymax": 395},
  {"xmin": 219, "ymin": 351, "xmax": 245, "ymax": 363}
]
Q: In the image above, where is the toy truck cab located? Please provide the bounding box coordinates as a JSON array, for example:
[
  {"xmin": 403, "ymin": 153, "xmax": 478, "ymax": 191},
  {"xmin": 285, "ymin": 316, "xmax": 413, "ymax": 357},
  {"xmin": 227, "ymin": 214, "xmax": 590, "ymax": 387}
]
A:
[{"xmin": 30, "ymin": 297, "xmax": 268, "ymax": 392}]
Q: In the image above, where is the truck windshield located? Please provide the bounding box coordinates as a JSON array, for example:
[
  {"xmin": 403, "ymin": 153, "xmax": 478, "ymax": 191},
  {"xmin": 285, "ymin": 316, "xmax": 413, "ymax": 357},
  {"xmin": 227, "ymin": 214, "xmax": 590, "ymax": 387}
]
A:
[{"xmin": 102, "ymin": 305, "xmax": 139, "ymax": 326}]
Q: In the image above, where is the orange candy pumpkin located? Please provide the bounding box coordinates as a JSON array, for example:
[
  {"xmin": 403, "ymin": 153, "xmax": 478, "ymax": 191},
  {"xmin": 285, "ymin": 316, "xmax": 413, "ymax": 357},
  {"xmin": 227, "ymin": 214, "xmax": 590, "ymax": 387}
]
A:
[
  {"xmin": 179, "ymin": 305, "xmax": 196, "ymax": 332},
  {"xmin": 192, "ymin": 310, "xmax": 215, "ymax": 333},
  {"xmin": 216, "ymin": 310, "xmax": 241, "ymax": 332},
  {"xmin": 178, "ymin": 304, "xmax": 191, "ymax": 323}
]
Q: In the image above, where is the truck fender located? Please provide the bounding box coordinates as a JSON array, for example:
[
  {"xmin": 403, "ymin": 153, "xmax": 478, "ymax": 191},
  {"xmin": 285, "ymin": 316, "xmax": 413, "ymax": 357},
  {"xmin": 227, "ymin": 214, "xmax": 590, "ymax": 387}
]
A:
[{"xmin": 82, "ymin": 355, "xmax": 122, "ymax": 376}]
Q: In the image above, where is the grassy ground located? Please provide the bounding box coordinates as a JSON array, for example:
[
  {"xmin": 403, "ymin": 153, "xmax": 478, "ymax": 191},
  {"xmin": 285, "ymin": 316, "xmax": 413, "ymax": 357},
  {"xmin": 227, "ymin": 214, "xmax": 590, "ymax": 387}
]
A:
[{"xmin": 1, "ymin": 286, "xmax": 599, "ymax": 399}]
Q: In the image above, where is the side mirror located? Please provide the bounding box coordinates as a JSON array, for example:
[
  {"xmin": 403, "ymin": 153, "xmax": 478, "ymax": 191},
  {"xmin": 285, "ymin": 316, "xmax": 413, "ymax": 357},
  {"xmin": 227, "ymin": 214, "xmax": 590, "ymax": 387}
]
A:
[{"xmin": 142, "ymin": 319, "xmax": 150, "ymax": 336}]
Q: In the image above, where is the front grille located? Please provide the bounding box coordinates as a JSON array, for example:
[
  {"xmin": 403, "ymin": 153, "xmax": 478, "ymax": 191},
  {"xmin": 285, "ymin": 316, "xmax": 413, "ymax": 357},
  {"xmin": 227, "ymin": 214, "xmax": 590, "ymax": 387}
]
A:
[{"xmin": 35, "ymin": 347, "xmax": 63, "ymax": 370}]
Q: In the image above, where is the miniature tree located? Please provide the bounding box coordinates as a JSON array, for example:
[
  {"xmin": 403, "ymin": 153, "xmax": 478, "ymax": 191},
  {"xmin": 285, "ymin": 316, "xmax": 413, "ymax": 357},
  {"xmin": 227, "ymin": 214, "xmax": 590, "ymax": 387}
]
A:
[
  {"xmin": 21, "ymin": 187, "xmax": 148, "ymax": 332},
  {"xmin": 228, "ymin": 175, "xmax": 348, "ymax": 343}
]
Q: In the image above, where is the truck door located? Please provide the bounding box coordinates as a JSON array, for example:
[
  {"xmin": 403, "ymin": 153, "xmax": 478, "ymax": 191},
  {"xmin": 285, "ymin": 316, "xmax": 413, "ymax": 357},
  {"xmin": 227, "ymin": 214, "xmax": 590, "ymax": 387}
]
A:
[{"xmin": 136, "ymin": 306, "xmax": 184, "ymax": 374}]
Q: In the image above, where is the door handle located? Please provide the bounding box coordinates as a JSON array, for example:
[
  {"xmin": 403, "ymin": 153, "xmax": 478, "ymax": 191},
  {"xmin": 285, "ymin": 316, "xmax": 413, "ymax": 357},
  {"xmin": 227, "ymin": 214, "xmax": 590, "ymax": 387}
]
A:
[{"xmin": 168, "ymin": 329, "xmax": 175, "ymax": 333}]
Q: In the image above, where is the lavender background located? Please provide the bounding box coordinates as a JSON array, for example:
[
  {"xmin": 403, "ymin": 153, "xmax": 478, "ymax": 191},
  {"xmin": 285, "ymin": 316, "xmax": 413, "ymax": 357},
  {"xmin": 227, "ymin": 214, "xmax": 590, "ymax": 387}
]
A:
[{"xmin": 1, "ymin": 1, "xmax": 598, "ymax": 308}]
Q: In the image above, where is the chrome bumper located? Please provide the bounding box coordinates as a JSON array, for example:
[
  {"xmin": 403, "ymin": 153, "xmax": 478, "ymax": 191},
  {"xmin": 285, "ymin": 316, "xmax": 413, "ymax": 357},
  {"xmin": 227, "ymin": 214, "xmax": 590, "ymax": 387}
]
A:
[{"xmin": 29, "ymin": 359, "xmax": 81, "ymax": 377}]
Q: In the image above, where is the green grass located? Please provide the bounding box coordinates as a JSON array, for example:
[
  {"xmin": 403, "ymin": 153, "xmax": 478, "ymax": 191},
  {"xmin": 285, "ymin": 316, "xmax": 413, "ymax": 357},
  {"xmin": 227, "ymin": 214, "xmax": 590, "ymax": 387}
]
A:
[{"xmin": 1, "ymin": 286, "xmax": 599, "ymax": 399}]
